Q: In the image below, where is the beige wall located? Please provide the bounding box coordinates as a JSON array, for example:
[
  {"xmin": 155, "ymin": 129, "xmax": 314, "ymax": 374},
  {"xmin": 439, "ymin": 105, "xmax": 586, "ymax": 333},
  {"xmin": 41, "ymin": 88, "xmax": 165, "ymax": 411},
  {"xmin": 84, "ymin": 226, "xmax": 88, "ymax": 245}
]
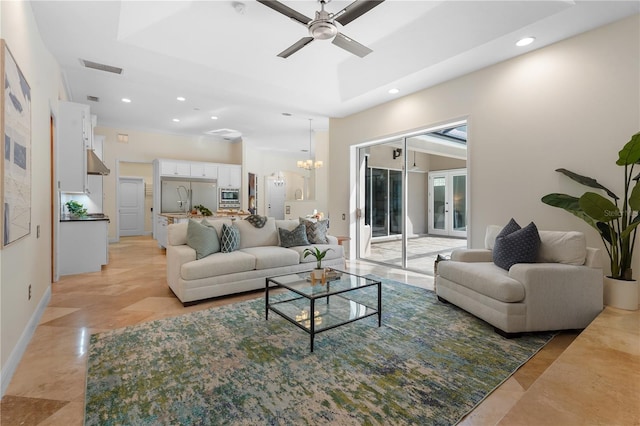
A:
[
  {"xmin": 0, "ymin": 1, "xmax": 63, "ymax": 387},
  {"xmin": 330, "ymin": 14, "xmax": 640, "ymax": 276}
]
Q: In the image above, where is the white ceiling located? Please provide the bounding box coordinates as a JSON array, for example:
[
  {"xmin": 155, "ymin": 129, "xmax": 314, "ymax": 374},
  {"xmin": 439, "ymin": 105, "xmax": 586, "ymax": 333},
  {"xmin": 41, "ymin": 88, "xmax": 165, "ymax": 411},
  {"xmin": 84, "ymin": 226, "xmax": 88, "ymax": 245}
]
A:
[{"xmin": 29, "ymin": 0, "xmax": 639, "ymax": 155}]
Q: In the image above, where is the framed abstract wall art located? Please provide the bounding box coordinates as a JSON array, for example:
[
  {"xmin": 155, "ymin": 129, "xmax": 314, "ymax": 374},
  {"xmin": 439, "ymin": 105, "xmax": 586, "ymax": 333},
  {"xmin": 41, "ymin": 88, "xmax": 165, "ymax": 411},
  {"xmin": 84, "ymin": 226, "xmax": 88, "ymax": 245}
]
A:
[{"xmin": 1, "ymin": 40, "xmax": 31, "ymax": 247}]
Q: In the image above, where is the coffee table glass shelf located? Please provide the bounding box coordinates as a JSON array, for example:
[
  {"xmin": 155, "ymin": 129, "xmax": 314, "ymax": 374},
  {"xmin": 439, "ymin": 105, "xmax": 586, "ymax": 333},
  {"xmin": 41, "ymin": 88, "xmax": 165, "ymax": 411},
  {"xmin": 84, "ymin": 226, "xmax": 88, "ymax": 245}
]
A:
[{"xmin": 265, "ymin": 269, "xmax": 381, "ymax": 352}]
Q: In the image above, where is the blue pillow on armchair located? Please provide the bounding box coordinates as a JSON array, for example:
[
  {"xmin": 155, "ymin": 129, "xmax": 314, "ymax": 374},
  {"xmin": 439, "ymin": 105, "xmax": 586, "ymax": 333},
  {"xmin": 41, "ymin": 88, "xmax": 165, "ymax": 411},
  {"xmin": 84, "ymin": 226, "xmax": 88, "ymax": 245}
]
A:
[{"xmin": 493, "ymin": 219, "xmax": 541, "ymax": 270}]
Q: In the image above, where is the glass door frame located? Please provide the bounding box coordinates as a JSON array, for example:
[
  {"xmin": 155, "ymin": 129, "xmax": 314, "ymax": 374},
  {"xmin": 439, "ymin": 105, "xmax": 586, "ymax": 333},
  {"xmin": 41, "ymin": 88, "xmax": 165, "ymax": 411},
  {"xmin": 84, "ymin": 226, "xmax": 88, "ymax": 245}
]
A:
[
  {"xmin": 354, "ymin": 119, "xmax": 468, "ymax": 273},
  {"xmin": 428, "ymin": 169, "xmax": 468, "ymax": 238}
]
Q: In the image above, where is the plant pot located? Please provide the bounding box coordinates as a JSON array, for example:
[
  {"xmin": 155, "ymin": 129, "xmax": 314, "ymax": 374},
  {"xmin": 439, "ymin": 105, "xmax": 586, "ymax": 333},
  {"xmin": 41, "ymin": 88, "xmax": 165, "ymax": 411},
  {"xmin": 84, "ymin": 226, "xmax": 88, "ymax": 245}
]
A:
[
  {"xmin": 603, "ymin": 276, "xmax": 639, "ymax": 311},
  {"xmin": 310, "ymin": 268, "xmax": 326, "ymax": 285}
]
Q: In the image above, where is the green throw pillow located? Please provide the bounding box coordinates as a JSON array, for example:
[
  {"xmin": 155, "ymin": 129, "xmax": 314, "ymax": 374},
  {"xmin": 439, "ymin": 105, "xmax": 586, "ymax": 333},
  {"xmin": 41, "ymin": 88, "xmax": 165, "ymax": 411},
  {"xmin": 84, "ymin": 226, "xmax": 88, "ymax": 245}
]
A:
[
  {"xmin": 278, "ymin": 223, "xmax": 309, "ymax": 248},
  {"xmin": 220, "ymin": 223, "xmax": 240, "ymax": 253},
  {"xmin": 186, "ymin": 219, "xmax": 220, "ymax": 260}
]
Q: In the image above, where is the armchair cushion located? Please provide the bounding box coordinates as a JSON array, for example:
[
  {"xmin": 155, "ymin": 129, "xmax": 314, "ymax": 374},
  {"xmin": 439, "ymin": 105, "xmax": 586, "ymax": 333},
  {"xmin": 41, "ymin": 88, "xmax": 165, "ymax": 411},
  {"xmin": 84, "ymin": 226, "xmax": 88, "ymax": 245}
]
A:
[{"xmin": 493, "ymin": 221, "xmax": 541, "ymax": 270}]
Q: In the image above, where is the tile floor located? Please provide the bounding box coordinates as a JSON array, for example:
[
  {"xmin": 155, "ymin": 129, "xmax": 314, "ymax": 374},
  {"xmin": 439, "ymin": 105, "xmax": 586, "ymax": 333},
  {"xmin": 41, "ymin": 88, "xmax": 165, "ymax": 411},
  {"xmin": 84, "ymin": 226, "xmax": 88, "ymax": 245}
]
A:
[{"xmin": 0, "ymin": 236, "xmax": 594, "ymax": 425}]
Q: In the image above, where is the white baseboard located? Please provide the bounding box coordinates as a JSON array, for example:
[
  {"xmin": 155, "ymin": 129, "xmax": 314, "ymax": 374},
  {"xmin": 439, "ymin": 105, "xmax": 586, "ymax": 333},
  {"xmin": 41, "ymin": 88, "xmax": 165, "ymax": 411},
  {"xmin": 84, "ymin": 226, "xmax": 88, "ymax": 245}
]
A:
[{"xmin": 1, "ymin": 285, "xmax": 51, "ymax": 398}]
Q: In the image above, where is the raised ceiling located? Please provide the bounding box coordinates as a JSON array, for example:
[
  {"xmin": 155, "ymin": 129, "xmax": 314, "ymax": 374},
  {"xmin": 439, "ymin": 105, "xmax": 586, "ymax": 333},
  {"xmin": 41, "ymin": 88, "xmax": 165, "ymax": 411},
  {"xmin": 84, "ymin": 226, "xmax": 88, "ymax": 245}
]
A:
[{"xmin": 29, "ymin": 1, "xmax": 639, "ymax": 155}]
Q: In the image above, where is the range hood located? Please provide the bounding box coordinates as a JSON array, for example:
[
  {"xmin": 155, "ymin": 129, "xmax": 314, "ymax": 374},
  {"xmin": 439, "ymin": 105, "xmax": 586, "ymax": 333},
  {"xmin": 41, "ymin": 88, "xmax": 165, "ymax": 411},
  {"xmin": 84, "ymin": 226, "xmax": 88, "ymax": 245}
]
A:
[{"xmin": 87, "ymin": 150, "xmax": 110, "ymax": 175}]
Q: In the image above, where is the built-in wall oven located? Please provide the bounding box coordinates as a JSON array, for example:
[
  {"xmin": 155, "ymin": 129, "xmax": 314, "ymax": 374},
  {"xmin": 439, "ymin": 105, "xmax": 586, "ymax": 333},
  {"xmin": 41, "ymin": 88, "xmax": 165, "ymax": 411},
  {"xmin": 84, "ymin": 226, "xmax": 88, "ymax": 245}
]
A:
[{"xmin": 219, "ymin": 188, "xmax": 240, "ymax": 209}]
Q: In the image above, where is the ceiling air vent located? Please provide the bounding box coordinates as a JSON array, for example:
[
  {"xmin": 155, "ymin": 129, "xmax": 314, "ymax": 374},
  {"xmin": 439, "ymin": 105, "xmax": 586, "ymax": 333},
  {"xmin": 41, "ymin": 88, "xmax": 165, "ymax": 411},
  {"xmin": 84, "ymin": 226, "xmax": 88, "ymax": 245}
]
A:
[
  {"xmin": 205, "ymin": 128, "xmax": 242, "ymax": 141},
  {"xmin": 87, "ymin": 95, "xmax": 100, "ymax": 102},
  {"xmin": 80, "ymin": 59, "xmax": 123, "ymax": 75}
]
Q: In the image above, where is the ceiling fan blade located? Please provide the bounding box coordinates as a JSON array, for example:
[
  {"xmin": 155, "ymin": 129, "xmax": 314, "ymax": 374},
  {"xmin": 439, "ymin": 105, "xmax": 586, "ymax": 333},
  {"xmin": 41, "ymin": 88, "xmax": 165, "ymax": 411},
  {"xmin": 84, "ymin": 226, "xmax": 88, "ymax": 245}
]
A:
[
  {"xmin": 334, "ymin": 0, "xmax": 385, "ymax": 26},
  {"xmin": 256, "ymin": 0, "xmax": 312, "ymax": 26},
  {"xmin": 278, "ymin": 37, "xmax": 314, "ymax": 58},
  {"xmin": 332, "ymin": 33, "xmax": 372, "ymax": 58}
]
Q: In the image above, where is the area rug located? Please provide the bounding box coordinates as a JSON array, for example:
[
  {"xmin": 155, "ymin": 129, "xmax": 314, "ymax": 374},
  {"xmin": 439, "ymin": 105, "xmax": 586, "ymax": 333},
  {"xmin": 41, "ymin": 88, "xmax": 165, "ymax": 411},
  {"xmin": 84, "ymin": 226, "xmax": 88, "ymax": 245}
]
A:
[{"xmin": 84, "ymin": 277, "xmax": 554, "ymax": 425}]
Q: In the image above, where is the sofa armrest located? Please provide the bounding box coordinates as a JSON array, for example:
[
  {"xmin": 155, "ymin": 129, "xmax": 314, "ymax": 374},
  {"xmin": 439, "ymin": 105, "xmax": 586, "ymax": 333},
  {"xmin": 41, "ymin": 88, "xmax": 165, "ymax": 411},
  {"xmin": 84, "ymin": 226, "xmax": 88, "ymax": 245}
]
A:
[
  {"xmin": 166, "ymin": 245, "xmax": 196, "ymax": 290},
  {"xmin": 509, "ymin": 263, "xmax": 603, "ymax": 329},
  {"xmin": 451, "ymin": 249, "xmax": 493, "ymax": 263},
  {"xmin": 585, "ymin": 247, "xmax": 603, "ymax": 269}
]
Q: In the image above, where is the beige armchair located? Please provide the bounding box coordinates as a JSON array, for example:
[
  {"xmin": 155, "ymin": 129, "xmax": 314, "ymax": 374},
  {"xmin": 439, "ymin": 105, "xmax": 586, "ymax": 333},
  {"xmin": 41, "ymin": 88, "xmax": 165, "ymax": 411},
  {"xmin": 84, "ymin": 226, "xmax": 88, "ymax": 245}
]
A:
[{"xmin": 435, "ymin": 226, "xmax": 604, "ymax": 337}]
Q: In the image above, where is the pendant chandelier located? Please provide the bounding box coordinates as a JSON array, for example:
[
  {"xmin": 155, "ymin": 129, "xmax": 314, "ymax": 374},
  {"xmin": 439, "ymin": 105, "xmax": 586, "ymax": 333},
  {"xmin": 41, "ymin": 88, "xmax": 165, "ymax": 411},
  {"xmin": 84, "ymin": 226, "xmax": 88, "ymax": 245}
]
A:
[{"xmin": 297, "ymin": 118, "xmax": 323, "ymax": 170}]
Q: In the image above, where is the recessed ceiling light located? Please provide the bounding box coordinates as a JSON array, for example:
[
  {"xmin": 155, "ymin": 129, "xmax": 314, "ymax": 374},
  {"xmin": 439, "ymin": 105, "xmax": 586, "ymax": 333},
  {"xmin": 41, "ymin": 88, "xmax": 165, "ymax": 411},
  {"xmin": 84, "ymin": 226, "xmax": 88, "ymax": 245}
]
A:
[
  {"xmin": 172, "ymin": 118, "xmax": 180, "ymax": 122},
  {"xmin": 388, "ymin": 88, "xmax": 399, "ymax": 94},
  {"xmin": 211, "ymin": 116, "xmax": 219, "ymax": 120},
  {"xmin": 177, "ymin": 96, "xmax": 186, "ymax": 101},
  {"xmin": 282, "ymin": 112, "xmax": 292, "ymax": 116},
  {"xmin": 121, "ymin": 98, "xmax": 131, "ymax": 103},
  {"xmin": 516, "ymin": 37, "xmax": 536, "ymax": 47}
]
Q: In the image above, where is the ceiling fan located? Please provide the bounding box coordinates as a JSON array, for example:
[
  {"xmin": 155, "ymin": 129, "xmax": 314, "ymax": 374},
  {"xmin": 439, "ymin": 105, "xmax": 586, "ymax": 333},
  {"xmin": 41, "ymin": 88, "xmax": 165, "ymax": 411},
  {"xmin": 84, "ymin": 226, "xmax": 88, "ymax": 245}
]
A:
[{"xmin": 257, "ymin": 0, "xmax": 385, "ymax": 58}]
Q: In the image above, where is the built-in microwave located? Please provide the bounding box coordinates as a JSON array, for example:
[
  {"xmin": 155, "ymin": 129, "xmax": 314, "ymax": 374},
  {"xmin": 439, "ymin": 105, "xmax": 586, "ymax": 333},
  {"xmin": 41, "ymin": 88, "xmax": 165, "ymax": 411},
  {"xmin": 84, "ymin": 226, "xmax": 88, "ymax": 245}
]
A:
[{"xmin": 219, "ymin": 188, "xmax": 240, "ymax": 209}]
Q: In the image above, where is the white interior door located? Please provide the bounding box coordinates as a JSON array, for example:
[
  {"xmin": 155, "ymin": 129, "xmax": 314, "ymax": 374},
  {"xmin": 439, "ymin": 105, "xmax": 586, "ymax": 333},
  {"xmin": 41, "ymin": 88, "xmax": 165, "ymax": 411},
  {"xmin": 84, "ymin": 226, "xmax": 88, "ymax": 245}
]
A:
[
  {"xmin": 428, "ymin": 169, "xmax": 467, "ymax": 237},
  {"xmin": 265, "ymin": 177, "xmax": 285, "ymax": 219},
  {"xmin": 119, "ymin": 177, "xmax": 145, "ymax": 236}
]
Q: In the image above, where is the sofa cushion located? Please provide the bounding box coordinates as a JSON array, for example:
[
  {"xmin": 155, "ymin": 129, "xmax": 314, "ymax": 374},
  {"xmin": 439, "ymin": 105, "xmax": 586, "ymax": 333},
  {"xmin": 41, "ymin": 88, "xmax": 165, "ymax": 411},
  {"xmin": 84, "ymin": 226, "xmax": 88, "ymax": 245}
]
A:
[
  {"xmin": 244, "ymin": 214, "xmax": 268, "ymax": 228},
  {"xmin": 493, "ymin": 221, "xmax": 540, "ymax": 270},
  {"xmin": 234, "ymin": 217, "xmax": 278, "ymax": 248},
  {"xmin": 300, "ymin": 218, "xmax": 329, "ymax": 244},
  {"xmin": 186, "ymin": 219, "xmax": 220, "ymax": 259},
  {"xmin": 220, "ymin": 223, "xmax": 240, "ymax": 253},
  {"xmin": 240, "ymin": 246, "xmax": 300, "ymax": 269},
  {"xmin": 484, "ymin": 225, "xmax": 504, "ymax": 250},
  {"xmin": 181, "ymin": 251, "xmax": 256, "ymax": 280},
  {"xmin": 278, "ymin": 223, "xmax": 309, "ymax": 248},
  {"xmin": 538, "ymin": 231, "xmax": 587, "ymax": 265},
  {"xmin": 437, "ymin": 261, "xmax": 525, "ymax": 303}
]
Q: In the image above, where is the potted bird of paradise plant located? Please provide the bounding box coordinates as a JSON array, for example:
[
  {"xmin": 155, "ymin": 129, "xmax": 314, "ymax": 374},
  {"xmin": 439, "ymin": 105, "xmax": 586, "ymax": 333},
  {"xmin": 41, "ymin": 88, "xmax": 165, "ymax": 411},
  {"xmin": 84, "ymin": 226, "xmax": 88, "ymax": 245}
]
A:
[{"xmin": 541, "ymin": 131, "xmax": 640, "ymax": 310}]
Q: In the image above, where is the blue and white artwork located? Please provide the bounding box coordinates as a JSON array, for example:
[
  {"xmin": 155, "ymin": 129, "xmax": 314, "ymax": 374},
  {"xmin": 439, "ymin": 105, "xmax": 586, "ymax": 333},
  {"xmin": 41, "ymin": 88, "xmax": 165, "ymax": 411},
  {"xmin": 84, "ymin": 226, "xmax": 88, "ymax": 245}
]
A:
[{"xmin": 2, "ymin": 41, "xmax": 31, "ymax": 246}]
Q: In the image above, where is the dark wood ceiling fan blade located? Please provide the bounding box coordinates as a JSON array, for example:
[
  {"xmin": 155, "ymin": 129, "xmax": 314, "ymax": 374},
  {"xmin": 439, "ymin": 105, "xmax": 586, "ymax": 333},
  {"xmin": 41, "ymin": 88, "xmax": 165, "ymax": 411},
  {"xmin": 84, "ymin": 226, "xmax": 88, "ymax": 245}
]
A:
[
  {"xmin": 332, "ymin": 33, "xmax": 372, "ymax": 57},
  {"xmin": 334, "ymin": 0, "xmax": 385, "ymax": 26},
  {"xmin": 278, "ymin": 37, "xmax": 314, "ymax": 58},
  {"xmin": 256, "ymin": 0, "xmax": 312, "ymax": 25}
]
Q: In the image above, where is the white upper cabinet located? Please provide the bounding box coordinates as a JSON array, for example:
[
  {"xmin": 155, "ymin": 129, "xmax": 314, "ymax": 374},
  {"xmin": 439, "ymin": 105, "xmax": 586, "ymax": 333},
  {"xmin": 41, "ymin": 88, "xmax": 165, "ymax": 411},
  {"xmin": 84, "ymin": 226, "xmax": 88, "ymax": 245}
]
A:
[
  {"xmin": 218, "ymin": 165, "xmax": 241, "ymax": 188},
  {"xmin": 190, "ymin": 163, "xmax": 218, "ymax": 179},
  {"xmin": 160, "ymin": 160, "xmax": 191, "ymax": 177},
  {"xmin": 58, "ymin": 101, "xmax": 90, "ymax": 192}
]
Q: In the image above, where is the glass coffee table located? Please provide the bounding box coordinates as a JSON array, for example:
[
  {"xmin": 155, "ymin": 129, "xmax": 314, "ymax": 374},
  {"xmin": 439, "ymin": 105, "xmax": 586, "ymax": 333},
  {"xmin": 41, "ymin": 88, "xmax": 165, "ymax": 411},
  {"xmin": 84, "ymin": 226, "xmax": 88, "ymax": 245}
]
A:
[{"xmin": 265, "ymin": 269, "xmax": 381, "ymax": 352}]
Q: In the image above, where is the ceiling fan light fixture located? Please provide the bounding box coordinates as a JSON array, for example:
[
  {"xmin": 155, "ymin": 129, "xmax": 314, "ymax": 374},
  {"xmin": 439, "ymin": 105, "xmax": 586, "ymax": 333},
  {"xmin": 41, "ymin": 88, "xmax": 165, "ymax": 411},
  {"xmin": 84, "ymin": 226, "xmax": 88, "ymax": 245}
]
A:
[{"xmin": 309, "ymin": 21, "xmax": 337, "ymax": 40}]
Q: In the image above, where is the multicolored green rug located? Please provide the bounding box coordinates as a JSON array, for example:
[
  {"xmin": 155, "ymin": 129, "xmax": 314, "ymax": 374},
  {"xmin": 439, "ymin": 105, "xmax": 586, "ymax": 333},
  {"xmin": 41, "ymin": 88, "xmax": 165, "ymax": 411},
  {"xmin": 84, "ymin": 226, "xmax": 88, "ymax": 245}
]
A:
[{"xmin": 84, "ymin": 277, "xmax": 554, "ymax": 425}]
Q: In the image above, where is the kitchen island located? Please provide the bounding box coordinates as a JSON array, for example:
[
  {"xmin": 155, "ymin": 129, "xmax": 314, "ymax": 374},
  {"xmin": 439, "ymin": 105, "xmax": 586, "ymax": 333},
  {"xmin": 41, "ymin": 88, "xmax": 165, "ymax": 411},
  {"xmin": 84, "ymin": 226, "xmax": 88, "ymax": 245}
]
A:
[{"xmin": 59, "ymin": 215, "xmax": 109, "ymax": 275}]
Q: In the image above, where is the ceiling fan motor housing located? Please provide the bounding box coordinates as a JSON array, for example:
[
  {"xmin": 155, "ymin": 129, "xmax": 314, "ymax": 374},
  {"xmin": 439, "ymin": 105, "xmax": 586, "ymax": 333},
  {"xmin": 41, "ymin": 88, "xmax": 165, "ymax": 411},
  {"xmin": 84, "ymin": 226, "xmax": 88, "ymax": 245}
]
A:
[{"xmin": 309, "ymin": 10, "xmax": 337, "ymax": 39}]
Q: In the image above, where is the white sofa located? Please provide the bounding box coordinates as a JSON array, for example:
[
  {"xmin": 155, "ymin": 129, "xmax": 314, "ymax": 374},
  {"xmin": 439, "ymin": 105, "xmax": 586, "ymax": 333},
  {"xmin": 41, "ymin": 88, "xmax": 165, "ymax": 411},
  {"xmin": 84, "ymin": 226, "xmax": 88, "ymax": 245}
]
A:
[
  {"xmin": 436, "ymin": 225, "xmax": 604, "ymax": 337},
  {"xmin": 166, "ymin": 218, "xmax": 344, "ymax": 305}
]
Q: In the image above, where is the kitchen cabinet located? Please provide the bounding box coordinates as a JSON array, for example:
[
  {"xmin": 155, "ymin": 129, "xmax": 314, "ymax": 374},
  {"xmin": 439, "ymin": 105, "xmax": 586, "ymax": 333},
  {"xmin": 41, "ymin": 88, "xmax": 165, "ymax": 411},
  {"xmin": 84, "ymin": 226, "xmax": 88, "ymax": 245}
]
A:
[
  {"xmin": 160, "ymin": 160, "xmax": 191, "ymax": 177},
  {"xmin": 190, "ymin": 163, "xmax": 218, "ymax": 179},
  {"xmin": 59, "ymin": 218, "xmax": 108, "ymax": 275},
  {"xmin": 156, "ymin": 215, "xmax": 168, "ymax": 248},
  {"xmin": 58, "ymin": 101, "xmax": 91, "ymax": 192},
  {"xmin": 218, "ymin": 165, "xmax": 242, "ymax": 188}
]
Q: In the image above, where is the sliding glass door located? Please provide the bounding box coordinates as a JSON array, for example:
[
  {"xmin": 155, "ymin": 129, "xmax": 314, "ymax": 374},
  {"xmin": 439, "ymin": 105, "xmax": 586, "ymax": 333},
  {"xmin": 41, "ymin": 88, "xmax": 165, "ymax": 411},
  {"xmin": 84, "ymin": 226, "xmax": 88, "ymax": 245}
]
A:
[{"xmin": 356, "ymin": 123, "xmax": 468, "ymax": 274}]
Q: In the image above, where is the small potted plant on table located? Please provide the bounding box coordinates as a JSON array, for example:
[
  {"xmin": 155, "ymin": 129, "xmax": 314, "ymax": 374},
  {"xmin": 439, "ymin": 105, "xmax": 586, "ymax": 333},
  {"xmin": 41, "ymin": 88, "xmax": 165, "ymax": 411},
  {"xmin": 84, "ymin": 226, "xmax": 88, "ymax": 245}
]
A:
[{"xmin": 303, "ymin": 246, "xmax": 333, "ymax": 284}]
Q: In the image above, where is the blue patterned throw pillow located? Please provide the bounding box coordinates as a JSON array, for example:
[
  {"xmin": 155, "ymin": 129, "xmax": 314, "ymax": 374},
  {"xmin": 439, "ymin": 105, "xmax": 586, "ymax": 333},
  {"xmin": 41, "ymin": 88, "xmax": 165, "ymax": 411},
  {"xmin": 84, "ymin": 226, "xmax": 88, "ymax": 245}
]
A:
[
  {"xmin": 220, "ymin": 223, "xmax": 240, "ymax": 253},
  {"xmin": 278, "ymin": 224, "xmax": 309, "ymax": 248},
  {"xmin": 300, "ymin": 218, "xmax": 329, "ymax": 244},
  {"xmin": 493, "ymin": 219, "xmax": 541, "ymax": 270}
]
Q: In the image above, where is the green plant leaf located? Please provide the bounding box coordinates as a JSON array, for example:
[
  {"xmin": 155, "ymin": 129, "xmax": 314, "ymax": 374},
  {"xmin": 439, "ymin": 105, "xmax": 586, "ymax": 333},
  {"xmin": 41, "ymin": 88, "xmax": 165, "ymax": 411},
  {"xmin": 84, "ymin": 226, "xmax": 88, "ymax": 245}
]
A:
[
  {"xmin": 621, "ymin": 220, "xmax": 640, "ymax": 240},
  {"xmin": 616, "ymin": 131, "xmax": 640, "ymax": 166},
  {"xmin": 596, "ymin": 222, "xmax": 614, "ymax": 244},
  {"xmin": 554, "ymin": 168, "xmax": 618, "ymax": 200},
  {"xmin": 629, "ymin": 181, "xmax": 640, "ymax": 211},
  {"xmin": 579, "ymin": 192, "xmax": 620, "ymax": 222},
  {"xmin": 541, "ymin": 193, "xmax": 597, "ymax": 228}
]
